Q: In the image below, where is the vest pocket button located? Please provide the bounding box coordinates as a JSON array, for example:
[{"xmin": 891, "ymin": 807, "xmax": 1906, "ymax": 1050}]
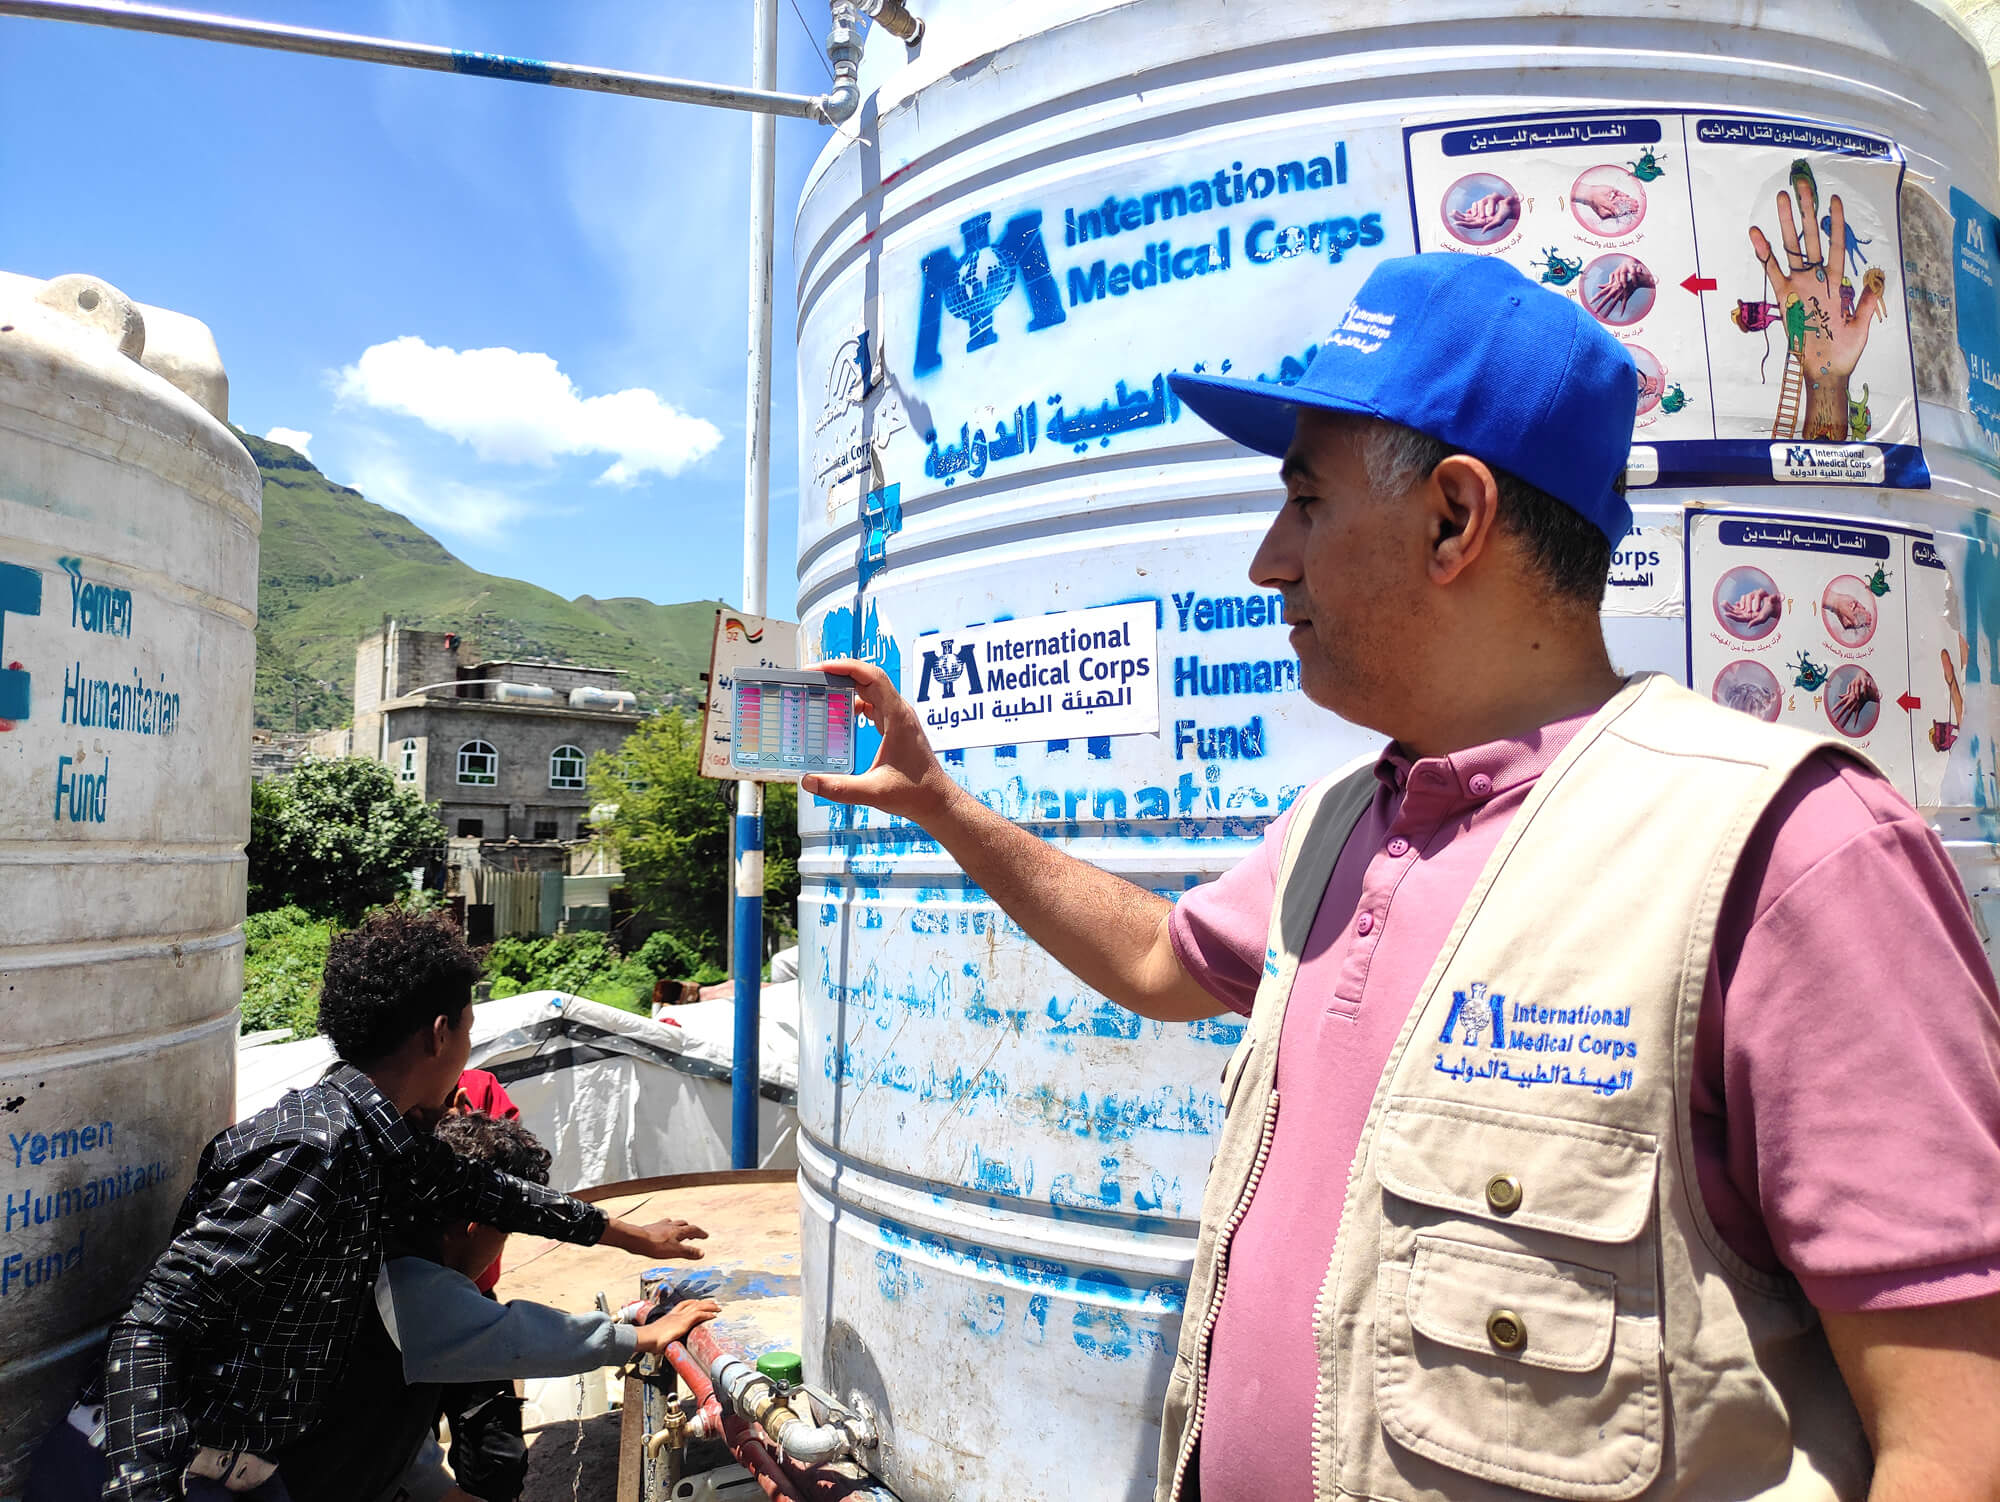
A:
[
  {"xmin": 1486, "ymin": 1308, "xmax": 1527, "ymax": 1352},
  {"xmin": 1485, "ymin": 1173, "xmax": 1523, "ymax": 1214}
]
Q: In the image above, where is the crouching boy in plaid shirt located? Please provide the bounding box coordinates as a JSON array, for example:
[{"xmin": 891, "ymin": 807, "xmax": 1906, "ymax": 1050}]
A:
[{"xmin": 25, "ymin": 910, "xmax": 706, "ymax": 1502}]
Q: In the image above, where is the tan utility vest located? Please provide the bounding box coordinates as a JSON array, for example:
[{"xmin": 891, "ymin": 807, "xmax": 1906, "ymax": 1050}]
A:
[{"xmin": 1158, "ymin": 675, "xmax": 1875, "ymax": 1502}]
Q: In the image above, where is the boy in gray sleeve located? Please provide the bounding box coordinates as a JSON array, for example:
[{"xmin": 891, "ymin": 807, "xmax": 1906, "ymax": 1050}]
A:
[{"xmin": 280, "ymin": 1112, "xmax": 719, "ymax": 1502}]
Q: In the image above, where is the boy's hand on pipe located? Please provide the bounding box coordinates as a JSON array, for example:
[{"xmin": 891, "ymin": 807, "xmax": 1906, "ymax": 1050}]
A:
[{"xmin": 636, "ymin": 1299, "xmax": 722, "ymax": 1353}]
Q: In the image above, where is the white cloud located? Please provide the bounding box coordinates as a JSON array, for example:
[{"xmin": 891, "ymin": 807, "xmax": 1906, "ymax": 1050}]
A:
[
  {"xmin": 334, "ymin": 336, "xmax": 723, "ymax": 485},
  {"xmin": 341, "ymin": 448, "xmax": 537, "ymax": 545},
  {"xmin": 265, "ymin": 426, "xmax": 313, "ymax": 459}
]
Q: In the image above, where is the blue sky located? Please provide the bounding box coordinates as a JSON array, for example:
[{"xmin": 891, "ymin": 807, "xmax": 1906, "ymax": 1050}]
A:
[{"xmin": 1, "ymin": 0, "xmax": 838, "ymax": 617}]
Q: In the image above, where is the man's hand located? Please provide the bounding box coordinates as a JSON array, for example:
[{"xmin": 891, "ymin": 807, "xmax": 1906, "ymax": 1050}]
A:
[
  {"xmin": 800, "ymin": 658, "xmax": 961, "ymax": 824},
  {"xmin": 1823, "ymin": 1295, "xmax": 2000, "ymax": 1502},
  {"xmin": 796, "ymin": 660, "xmax": 1220, "ymax": 1023},
  {"xmin": 601, "ymin": 1215, "xmax": 708, "ymax": 1261},
  {"xmin": 636, "ymin": 1298, "xmax": 722, "ymax": 1354}
]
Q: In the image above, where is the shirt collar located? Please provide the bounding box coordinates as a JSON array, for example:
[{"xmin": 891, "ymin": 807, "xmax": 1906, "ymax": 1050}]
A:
[
  {"xmin": 1374, "ymin": 704, "xmax": 1598, "ymax": 806},
  {"xmin": 325, "ymin": 1060, "xmax": 421, "ymax": 1157}
]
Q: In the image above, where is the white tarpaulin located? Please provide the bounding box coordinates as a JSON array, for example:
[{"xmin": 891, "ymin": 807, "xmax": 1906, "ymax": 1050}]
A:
[{"xmin": 235, "ymin": 991, "xmax": 799, "ymax": 1193}]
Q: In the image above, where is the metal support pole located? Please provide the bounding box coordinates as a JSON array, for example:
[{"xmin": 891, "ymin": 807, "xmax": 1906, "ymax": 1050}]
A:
[
  {"xmin": 732, "ymin": 0, "xmax": 779, "ymax": 1171},
  {"xmin": 0, "ymin": 0, "xmax": 835, "ymax": 118}
]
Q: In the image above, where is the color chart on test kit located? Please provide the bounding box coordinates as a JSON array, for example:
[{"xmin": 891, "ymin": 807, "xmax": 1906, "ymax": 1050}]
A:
[{"xmin": 730, "ymin": 669, "xmax": 856, "ymax": 778}]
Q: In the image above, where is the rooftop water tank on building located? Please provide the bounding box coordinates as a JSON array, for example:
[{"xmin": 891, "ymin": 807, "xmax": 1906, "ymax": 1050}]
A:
[
  {"xmin": 0, "ymin": 273, "xmax": 259, "ymax": 1490},
  {"xmin": 570, "ymin": 685, "xmax": 639, "ymax": 713},
  {"xmin": 492, "ymin": 680, "xmax": 560, "ymax": 706},
  {"xmin": 793, "ymin": 2, "xmax": 2000, "ymax": 1496}
]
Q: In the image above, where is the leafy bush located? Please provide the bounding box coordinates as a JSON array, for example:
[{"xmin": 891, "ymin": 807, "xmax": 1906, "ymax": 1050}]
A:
[
  {"xmin": 250, "ymin": 758, "xmax": 445, "ymax": 922},
  {"xmin": 240, "ymin": 906, "xmax": 335, "ymax": 1036},
  {"xmin": 482, "ymin": 928, "xmax": 723, "ymax": 1014}
]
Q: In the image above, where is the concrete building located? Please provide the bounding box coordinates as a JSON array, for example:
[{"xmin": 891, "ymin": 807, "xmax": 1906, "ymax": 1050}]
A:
[{"xmin": 312, "ymin": 622, "xmax": 641, "ymax": 841}]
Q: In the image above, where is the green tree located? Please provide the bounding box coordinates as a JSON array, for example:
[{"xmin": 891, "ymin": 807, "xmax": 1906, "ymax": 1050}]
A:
[
  {"xmin": 248, "ymin": 758, "xmax": 445, "ymax": 922},
  {"xmin": 588, "ymin": 711, "xmax": 799, "ymax": 968}
]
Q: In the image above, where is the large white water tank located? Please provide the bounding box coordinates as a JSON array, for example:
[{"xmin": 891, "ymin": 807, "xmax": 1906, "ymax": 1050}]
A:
[
  {"xmin": 0, "ymin": 273, "xmax": 259, "ymax": 1490},
  {"xmin": 793, "ymin": 2, "xmax": 2000, "ymax": 1497},
  {"xmin": 492, "ymin": 680, "xmax": 560, "ymax": 706}
]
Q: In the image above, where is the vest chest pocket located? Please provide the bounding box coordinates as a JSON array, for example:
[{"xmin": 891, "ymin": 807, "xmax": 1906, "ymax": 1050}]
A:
[{"xmin": 1370, "ymin": 1099, "xmax": 1664, "ymax": 1500}]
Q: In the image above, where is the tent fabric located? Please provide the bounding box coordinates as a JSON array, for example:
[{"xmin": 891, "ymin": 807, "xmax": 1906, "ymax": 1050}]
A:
[{"xmin": 234, "ymin": 991, "xmax": 799, "ymax": 1193}]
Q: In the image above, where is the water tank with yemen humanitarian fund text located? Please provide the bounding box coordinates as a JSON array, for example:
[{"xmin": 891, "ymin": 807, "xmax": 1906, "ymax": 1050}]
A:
[
  {"xmin": 794, "ymin": 2, "xmax": 2000, "ymax": 1496},
  {"xmin": 0, "ymin": 271, "xmax": 260, "ymax": 1490}
]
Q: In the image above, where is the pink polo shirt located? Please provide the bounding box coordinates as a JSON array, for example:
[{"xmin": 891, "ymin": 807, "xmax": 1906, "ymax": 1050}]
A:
[{"xmin": 1170, "ymin": 712, "xmax": 2000, "ymax": 1502}]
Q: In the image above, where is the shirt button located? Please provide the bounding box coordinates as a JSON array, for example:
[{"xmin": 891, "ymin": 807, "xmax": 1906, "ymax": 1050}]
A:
[
  {"xmin": 1468, "ymin": 773, "xmax": 1494, "ymax": 797},
  {"xmin": 1386, "ymin": 837, "xmax": 1411, "ymax": 858},
  {"xmin": 1356, "ymin": 912, "xmax": 1375, "ymax": 937}
]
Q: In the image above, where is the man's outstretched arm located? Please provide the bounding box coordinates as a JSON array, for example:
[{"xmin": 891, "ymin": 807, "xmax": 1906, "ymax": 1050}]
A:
[{"xmin": 801, "ymin": 659, "xmax": 1223, "ymax": 1022}]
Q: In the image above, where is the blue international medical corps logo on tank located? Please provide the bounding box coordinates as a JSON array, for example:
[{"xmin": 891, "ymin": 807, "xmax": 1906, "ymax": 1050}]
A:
[{"xmin": 913, "ymin": 210, "xmax": 1067, "ymax": 377}]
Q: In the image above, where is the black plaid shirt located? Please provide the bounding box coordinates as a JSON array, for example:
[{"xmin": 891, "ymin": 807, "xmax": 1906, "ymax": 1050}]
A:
[{"xmin": 91, "ymin": 1063, "xmax": 607, "ymax": 1502}]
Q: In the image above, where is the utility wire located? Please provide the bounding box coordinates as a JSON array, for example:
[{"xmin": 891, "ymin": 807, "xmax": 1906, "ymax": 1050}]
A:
[{"xmin": 788, "ymin": 0, "xmax": 836, "ymax": 83}]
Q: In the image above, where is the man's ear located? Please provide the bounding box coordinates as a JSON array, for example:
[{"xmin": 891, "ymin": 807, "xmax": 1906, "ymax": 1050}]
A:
[
  {"xmin": 428, "ymin": 1013, "xmax": 451, "ymax": 1058},
  {"xmin": 1427, "ymin": 454, "xmax": 1503, "ymax": 585}
]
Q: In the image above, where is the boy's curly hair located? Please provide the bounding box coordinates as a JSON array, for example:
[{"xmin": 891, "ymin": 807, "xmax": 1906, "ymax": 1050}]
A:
[
  {"xmin": 318, "ymin": 908, "xmax": 484, "ymax": 1064},
  {"xmin": 435, "ymin": 1110, "xmax": 552, "ymax": 1187}
]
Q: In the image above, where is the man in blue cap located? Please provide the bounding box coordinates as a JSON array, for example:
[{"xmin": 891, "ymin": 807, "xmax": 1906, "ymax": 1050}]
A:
[{"xmin": 807, "ymin": 253, "xmax": 2000, "ymax": 1500}]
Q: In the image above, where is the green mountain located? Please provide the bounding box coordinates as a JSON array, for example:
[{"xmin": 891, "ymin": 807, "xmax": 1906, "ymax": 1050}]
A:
[{"xmin": 240, "ymin": 429, "xmax": 726, "ymax": 731}]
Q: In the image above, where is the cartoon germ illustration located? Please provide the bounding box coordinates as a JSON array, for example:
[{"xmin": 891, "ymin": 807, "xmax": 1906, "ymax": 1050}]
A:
[
  {"xmin": 1865, "ymin": 564, "xmax": 1893, "ymax": 597},
  {"xmin": 1660, "ymin": 382, "xmax": 1688, "ymax": 414},
  {"xmin": 1627, "ymin": 148, "xmax": 1667, "ymax": 182},
  {"xmin": 1533, "ymin": 247, "xmax": 1584, "ymax": 286},
  {"xmin": 1790, "ymin": 652, "xmax": 1831, "ymax": 692}
]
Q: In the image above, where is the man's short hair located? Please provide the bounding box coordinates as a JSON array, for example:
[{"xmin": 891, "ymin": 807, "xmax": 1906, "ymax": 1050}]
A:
[
  {"xmin": 435, "ymin": 1110, "xmax": 551, "ymax": 1187},
  {"xmin": 1360, "ymin": 421, "xmax": 1614, "ymax": 607},
  {"xmin": 318, "ymin": 908, "xmax": 484, "ymax": 1064}
]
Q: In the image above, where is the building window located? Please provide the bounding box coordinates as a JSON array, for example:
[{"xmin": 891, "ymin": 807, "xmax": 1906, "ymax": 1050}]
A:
[
  {"xmin": 457, "ymin": 818, "xmax": 484, "ymax": 838},
  {"xmin": 457, "ymin": 740, "xmax": 498, "ymax": 785},
  {"xmin": 533, "ymin": 820, "xmax": 559, "ymax": 841},
  {"xmin": 398, "ymin": 738, "xmax": 419, "ymax": 782},
  {"xmin": 549, "ymin": 743, "xmax": 587, "ymax": 790}
]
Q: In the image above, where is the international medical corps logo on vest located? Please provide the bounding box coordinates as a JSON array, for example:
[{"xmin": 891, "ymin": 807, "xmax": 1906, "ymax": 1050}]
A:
[
  {"xmin": 913, "ymin": 210, "xmax": 1067, "ymax": 377},
  {"xmin": 1439, "ymin": 980, "xmax": 1506, "ymax": 1049}
]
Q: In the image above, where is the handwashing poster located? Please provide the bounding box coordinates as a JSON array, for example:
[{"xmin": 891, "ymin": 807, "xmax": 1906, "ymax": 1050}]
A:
[
  {"xmin": 1405, "ymin": 109, "xmax": 1924, "ymax": 490},
  {"xmin": 1686, "ymin": 507, "xmax": 1960, "ymax": 803}
]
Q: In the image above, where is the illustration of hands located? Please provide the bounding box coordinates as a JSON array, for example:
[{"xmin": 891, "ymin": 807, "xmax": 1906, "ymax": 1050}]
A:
[
  {"xmin": 1822, "ymin": 592, "xmax": 1874, "ymax": 634},
  {"xmin": 1747, "ymin": 162, "xmax": 1887, "ymax": 441},
  {"xmin": 1577, "ymin": 183, "xmax": 1641, "ymax": 226},
  {"xmin": 1831, "ymin": 672, "xmax": 1879, "ymax": 730},
  {"xmin": 1720, "ymin": 588, "xmax": 1782, "ymax": 628},
  {"xmin": 1589, "ymin": 259, "xmax": 1656, "ymax": 319},
  {"xmin": 1636, "ymin": 367, "xmax": 1665, "ymax": 402},
  {"xmin": 1932, "ymin": 647, "xmax": 1965, "ymax": 751},
  {"xmin": 1451, "ymin": 192, "xmax": 1520, "ymax": 231}
]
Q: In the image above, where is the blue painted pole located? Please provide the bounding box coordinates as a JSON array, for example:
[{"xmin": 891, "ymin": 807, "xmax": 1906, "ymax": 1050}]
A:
[{"xmin": 731, "ymin": 789, "xmax": 764, "ymax": 1169}]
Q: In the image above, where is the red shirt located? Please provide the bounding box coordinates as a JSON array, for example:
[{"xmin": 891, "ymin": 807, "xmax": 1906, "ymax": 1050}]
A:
[{"xmin": 454, "ymin": 1069, "xmax": 520, "ymax": 1292}]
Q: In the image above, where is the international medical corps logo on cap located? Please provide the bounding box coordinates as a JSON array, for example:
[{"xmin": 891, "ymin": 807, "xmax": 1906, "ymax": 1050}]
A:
[{"xmin": 1330, "ymin": 303, "xmax": 1396, "ymax": 355}]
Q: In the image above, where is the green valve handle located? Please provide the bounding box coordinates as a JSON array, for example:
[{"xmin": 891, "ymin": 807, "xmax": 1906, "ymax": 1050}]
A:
[{"xmin": 756, "ymin": 1350, "xmax": 804, "ymax": 1385}]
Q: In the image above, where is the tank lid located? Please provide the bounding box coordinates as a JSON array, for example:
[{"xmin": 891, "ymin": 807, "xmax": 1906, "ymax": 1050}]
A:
[{"xmin": 0, "ymin": 268, "xmax": 231, "ymax": 422}]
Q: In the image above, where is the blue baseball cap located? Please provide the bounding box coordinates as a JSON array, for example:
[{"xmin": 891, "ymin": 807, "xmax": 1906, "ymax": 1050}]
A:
[{"xmin": 1169, "ymin": 253, "xmax": 1639, "ymax": 547}]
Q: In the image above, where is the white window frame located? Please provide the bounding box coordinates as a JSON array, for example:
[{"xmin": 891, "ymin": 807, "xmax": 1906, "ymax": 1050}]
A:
[
  {"xmin": 549, "ymin": 743, "xmax": 587, "ymax": 790},
  {"xmin": 398, "ymin": 738, "xmax": 419, "ymax": 782},
  {"xmin": 457, "ymin": 739, "xmax": 498, "ymax": 786}
]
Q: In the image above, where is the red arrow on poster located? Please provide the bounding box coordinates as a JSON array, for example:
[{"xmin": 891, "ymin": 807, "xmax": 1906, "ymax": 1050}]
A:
[
  {"xmin": 1897, "ymin": 691, "xmax": 1922, "ymax": 713},
  {"xmin": 1682, "ymin": 273, "xmax": 1718, "ymax": 295}
]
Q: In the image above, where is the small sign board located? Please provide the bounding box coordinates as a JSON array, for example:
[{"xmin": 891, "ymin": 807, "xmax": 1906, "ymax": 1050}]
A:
[{"xmin": 699, "ymin": 609, "xmax": 799, "ymax": 782}]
